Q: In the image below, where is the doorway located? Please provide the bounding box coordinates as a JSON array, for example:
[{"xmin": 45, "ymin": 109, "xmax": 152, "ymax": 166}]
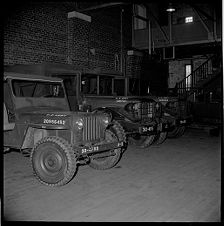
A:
[{"xmin": 185, "ymin": 64, "xmax": 192, "ymax": 90}]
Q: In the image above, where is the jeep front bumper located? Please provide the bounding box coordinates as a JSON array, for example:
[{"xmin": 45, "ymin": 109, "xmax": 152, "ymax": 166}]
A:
[
  {"xmin": 165, "ymin": 116, "xmax": 193, "ymax": 131},
  {"xmin": 139, "ymin": 122, "xmax": 169, "ymax": 135},
  {"xmin": 76, "ymin": 141, "xmax": 124, "ymax": 156},
  {"xmin": 176, "ymin": 116, "xmax": 193, "ymax": 127}
]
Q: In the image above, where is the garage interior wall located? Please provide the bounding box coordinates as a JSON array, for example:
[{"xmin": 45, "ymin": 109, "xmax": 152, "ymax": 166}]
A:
[
  {"xmin": 4, "ymin": 3, "xmax": 69, "ymax": 65},
  {"xmin": 3, "ymin": 2, "xmax": 222, "ymax": 97},
  {"xmin": 4, "ymin": 2, "xmax": 133, "ymax": 74}
]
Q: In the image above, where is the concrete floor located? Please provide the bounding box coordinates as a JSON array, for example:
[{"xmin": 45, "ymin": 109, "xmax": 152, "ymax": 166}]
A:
[{"xmin": 3, "ymin": 128, "xmax": 221, "ymax": 222}]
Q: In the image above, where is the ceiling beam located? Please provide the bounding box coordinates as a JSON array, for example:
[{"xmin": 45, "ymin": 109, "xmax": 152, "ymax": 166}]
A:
[
  {"xmin": 77, "ymin": 2, "xmax": 128, "ymax": 12},
  {"xmin": 146, "ymin": 7, "xmax": 170, "ymax": 43},
  {"xmin": 188, "ymin": 3, "xmax": 214, "ymax": 21},
  {"xmin": 192, "ymin": 7, "xmax": 211, "ymax": 34}
]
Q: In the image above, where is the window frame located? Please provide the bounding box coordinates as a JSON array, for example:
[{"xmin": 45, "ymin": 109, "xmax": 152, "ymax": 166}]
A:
[
  {"xmin": 185, "ymin": 16, "xmax": 193, "ymax": 23},
  {"xmin": 185, "ymin": 64, "xmax": 192, "ymax": 90},
  {"xmin": 134, "ymin": 4, "xmax": 147, "ymax": 30}
]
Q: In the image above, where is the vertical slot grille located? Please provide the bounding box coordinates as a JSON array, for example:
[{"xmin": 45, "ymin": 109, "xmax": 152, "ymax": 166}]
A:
[{"xmin": 82, "ymin": 116, "xmax": 102, "ymax": 141}]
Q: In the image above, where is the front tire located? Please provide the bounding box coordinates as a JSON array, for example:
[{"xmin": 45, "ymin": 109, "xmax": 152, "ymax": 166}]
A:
[
  {"xmin": 88, "ymin": 120, "xmax": 126, "ymax": 170},
  {"xmin": 30, "ymin": 136, "xmax": 77, "ymax": 187}
]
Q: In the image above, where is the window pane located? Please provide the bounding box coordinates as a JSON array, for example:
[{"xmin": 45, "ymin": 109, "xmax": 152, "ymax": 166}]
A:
[
  {"xmin": 99, "ymin": 77, "xmax": 112, "ymax": 96},
  {"xmin": 185, "ymin": 16, "xmax": 193, "ymax": 23},
  {"xmin": 81, "ymin": 75, "xmax": 97, "ymax": 94},
  {"xmin": 137, "ymin": 4, "xmax": 146, "ymax": 18},
  {"xmin": 134, "ymin": 18, "xmax": 147, "ymax": 30},
  {"xmin": 134, "ymin": 4, "xmax": 147, "ymax": 30},
  {"xmin": 114, "ymin": 79, "xmax": 125, "ymax": 96},
  {"xmin": 185, "ymin": 65, "xmax": 192, "ymax": 90},
  {"xmin": 129, "ymin": 78, "xmax": 139, "ymax": 95}
]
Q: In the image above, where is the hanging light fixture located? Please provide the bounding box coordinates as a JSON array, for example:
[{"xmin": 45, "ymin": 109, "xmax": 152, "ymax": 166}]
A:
[{"xmin": 166, "ymin": 3, "xmax": 175, "ymax": 12}]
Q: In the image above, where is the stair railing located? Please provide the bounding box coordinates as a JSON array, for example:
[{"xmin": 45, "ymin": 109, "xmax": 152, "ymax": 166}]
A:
[{"xmin": 176, "ymin": 54, "xmax": 216, "ymax": 97}]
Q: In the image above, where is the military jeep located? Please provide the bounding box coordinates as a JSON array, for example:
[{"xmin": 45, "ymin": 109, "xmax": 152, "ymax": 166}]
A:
[
  {"xmin": 77, "ymin": 70, "xmax": 192, "ymax": 141},
  {"xmin": 3, "ymin": 72, "xmax": 126, "ymax": 186},
  {"xmin": 4, "ymin": 63, "xmax": 169, "ymax": 148},
  {"xmin": 155, "ymin": 96, "xmax": 193, "ymax": 138},
  {"xmin": 79, "ymin": 71, "xmax": 171, "ymax": 147}
]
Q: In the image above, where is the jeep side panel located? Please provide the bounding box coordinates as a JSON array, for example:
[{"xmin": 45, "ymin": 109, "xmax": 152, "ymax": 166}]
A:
[
  {"xmin": 21, "ymin": 127, "xmax": 72, "ymax": 149},
  {"xmin": 4, "ymin": 125, "xmax": 21, "ymax": 148}
]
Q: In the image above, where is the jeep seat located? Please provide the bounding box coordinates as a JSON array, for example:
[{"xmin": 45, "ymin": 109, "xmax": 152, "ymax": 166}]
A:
[{"xmin": 4, "ymin": 103, "xmax": 15, "ymax": 131}]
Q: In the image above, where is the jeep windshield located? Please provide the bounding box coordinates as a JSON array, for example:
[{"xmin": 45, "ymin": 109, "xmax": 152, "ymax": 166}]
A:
[
  {"xmin": 10, "ymin": 79, "xmax": 70, "ymax": 111},
  {"xmin": 12, "ymin": 80, "xmax": 65, "ymax": 98}
]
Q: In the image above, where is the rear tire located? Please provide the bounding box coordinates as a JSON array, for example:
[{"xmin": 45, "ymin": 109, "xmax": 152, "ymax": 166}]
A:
[
  {"xmin": 30, "ymin": 136, "xmax": 77, "ymax": 187},
  {"xmin": 129, "ymin": 134, "xmax": 155, "ymax": 149},
  {"xmin": 168, "ymin": 126, "xmax": 186, "ymax": 138},
  {"xmin": 153, "ymin": 132, "xmax": 167, "ymax": 145},
  {"xmin": 89, "ymin": 120, "xmax": 126, "ymax": 170}
]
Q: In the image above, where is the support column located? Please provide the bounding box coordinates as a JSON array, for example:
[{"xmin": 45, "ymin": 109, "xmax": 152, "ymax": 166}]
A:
[
  {"xmin": 168, "ymin": 12, "xmax": 172, "ymax": 44},
  {"xmin": 120, "ymin": 8, "xmax": 124, "ymax": 74}
]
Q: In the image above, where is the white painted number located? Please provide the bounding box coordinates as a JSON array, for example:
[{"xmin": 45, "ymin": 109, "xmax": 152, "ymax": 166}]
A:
[{"xmin": 43, "ymin": 119, "xmax": 65, "ymax": 125}]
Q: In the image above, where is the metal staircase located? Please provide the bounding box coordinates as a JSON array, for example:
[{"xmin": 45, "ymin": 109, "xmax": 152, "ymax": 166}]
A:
[
  {"xmin": 175, "ymin": 53, "xmax": 222, "ymax": 129},
  {"xmin": 176, "ymin": 54, "xmax": 222, "ymax": 101}
]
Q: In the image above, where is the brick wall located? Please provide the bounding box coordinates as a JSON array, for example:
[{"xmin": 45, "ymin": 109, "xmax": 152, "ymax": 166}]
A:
[
  {"xmin": 4, "ymin": 2, "xmax": 69, "ymax": 65},
  {"xmin": 4, "ymin": 2, "xmax": 133, "ymax": 75},
  {"xmin": 168, "ymin": 56, "xmax": 208, "ymax": 88},
  {"xmin": 87, "ymin": 6, "xmax": 132, "ymax": 72},
  {"xmin": 67, "ymin": 16, "xmax": 90, "ymax": 69},
  {"xmin": 126, "ymin": 53, "xmax": 143, "ymax": 77}
]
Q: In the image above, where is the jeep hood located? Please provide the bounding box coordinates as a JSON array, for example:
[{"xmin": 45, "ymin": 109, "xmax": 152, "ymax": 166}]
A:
[
  {"xmin": 16, "ymin": 106, "xmax": 93, "ymax": 118},
  {"xmin": 83, "ymin": 95, "xmax": 157, "ymax": 109}
]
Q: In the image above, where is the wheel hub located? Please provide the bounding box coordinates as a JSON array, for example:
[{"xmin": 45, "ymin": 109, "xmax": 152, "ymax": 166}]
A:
[{"xmin": 42, "ymin": 152, "xmax": 63, "ymax": 173}]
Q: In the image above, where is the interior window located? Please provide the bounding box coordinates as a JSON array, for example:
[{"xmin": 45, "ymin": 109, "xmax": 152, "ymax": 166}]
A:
[
  {"xmin": 99, "ymin": 77, "xmax": 112, "ymax": 96},
  {"xmin": 114, "ymin": 79, "xmax": 125, "ymax": 96},
  {"xmin": 129, "ymin": 78, "xmax": 140, "ymax": 96},
  {"xmin": 81, "ymin": 75, "xmax": 97, "ymax": 94},
  {"xmin": 134, "ymin": 4, "xmax": 147, "ymax": 30}
]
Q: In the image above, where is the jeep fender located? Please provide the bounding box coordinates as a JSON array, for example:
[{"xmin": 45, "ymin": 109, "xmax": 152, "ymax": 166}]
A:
[
  {"xmin": 92, "ymin": 107, "xmax": 126, "ymax": 121},
  {"xmin": 21, "ymin": 126, "xmax": 48, "ymax": 149}
]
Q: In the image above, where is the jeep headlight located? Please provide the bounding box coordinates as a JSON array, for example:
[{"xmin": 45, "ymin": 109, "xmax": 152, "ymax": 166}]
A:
[
  {"xmin": 75, "ymin": 118, "xmax": 83, "ymax": 129},
  {"xmin": 102, "ymin": 115, "xmax": 111, "ymax": 126},
  {"xmin": 99, "ymin": 111, "xmax": 112, "ymax": 126},
  {"xmin": 125, "ymin": 103, "xmax": 134, "ymax": 112},
  {"xmin": 102, "ymin": 116, "xmax": 110, "ymax": 125}
]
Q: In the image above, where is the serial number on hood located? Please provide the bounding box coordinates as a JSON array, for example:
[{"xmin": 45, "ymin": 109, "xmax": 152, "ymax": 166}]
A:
[{"xmin": 43, "ymin": 119, "xmax": 66, "ymax": 125}]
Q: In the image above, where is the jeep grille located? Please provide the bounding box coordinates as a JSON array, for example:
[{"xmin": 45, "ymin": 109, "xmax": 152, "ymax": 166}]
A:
[
  {"xmin": 132, "ymin": 102, "xmax": 160, "ymax": 121},
  {"xmin": 167, "ymin": 101, "xmax": 189, "ymax": 117},
  {"xmin": 82, "ymin": 115, "xmax": 104, "ymax": 141}
]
